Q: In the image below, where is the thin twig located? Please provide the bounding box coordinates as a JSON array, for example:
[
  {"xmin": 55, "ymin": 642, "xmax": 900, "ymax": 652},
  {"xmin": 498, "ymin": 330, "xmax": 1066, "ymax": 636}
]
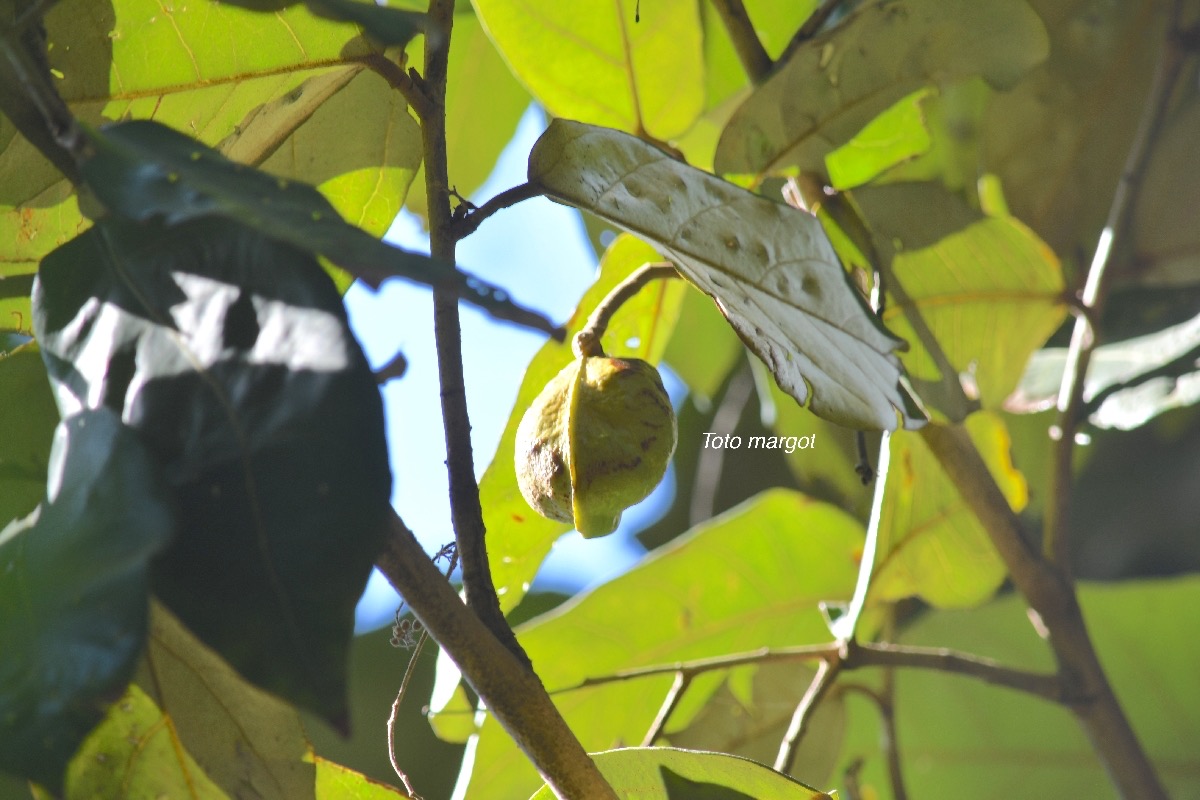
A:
[
  {"xmin": 709, "ymin": 0, "xmax": 772, "ymax": 83},
  {"xmin": 557, "ymin": 640, "xmax": 1062, "ymax": 702},
  {"xmin": 850, "ymin": 642, "xmax": 1062, "ymax": 702},
  {"xmin": 421, "ymin": 0, "xmax": 529, "ymax": 667},
  {"xmin": 451, "ymin": 182, "xmax": 543, "ymax": 239},
  {"xmin": 573, "ymin": 262, "xmax": 679, "ymax": 357},
  {"xmin": 1045, "ymin": 0, "xmax": 1189, "ymax": 570},
  {"xmin": 375, "ymin": 511, "xmax": 618, "ymax": 799},
  {"xmin": 641, "ymin": 671, "xmax": 691, "ymax": 746},
  {"xmin": 387, "ymin": 546, "xmax": 457, "ymax": 798},
  {"xmin": 774, "ymin": 659, "xmax": 840, "ymax": 773},
  {"xmin": 838, "ymin": 683, "xmax": 907, "ymax": 800}
]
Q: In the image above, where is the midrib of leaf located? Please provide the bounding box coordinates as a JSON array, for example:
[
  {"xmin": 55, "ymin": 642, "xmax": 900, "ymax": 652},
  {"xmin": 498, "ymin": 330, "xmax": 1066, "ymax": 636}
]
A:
[
  {"xmin": 612, "ymin": 0, "xmax": 644, "ymax": 135},
  {"xmin": 70, "ymin": 59, "xmax": 363, "ymax": 105}
]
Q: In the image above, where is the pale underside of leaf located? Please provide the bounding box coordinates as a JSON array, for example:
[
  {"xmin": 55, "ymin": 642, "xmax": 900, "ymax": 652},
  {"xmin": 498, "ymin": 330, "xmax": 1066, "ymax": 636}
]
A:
[{"xmin": 529, "ymin": 120, "xmax": 922, "ymax": 432}]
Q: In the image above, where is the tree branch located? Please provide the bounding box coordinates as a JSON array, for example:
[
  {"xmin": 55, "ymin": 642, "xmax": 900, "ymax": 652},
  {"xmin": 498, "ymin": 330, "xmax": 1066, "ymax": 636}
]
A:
[
  {"xmin": 451, "ymin": 181, "xmax": 543, "ymax": 240},
  {"xmin": 709, "ymin": 0, "xmax": 772, "ymax": 83},
  {"xmin": 848, "ymin": 642, "xmax": 1062, "ymax": 702},
  {"xmin": 641, "ymin": 671, "xmax": 690, "ymax": 747},
  {"xmin": 780, "ymin": 0, "xmax": 848, "ymax": 62},
  {"xmin": 920, "ymin": 422, "xmax": 1168, "ymax": 799},
  {"xmin": 375, "ymin": 513, "xmax": 618, "ymax": 799},
  {"xmin": 420, "ymin": 0, "xmax": 529, "ymax": 667},
  {"xmin": 1044, "ymin": 0, "xmax": 1188, "ymax": 571},
  {"xmin": 774, "ymin": 658, "xmax": 839, "ymax": 774}
]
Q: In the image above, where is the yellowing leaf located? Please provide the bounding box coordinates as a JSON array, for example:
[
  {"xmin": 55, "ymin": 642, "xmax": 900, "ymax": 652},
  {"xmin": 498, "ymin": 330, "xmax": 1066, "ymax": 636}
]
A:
[
  {"xmin": 529, "ymin": 120, "xmax": 924, "ymax": 432},
  {"xmin": 473, "ymin": 0, "xmax": 704, "ymax": 139}
]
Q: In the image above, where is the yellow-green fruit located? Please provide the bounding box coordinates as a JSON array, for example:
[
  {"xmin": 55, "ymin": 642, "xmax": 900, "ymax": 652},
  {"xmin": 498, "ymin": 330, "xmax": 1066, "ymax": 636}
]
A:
[{"xmin": 515, "ymin": 355, "xmax": 676, "ymax": 538}]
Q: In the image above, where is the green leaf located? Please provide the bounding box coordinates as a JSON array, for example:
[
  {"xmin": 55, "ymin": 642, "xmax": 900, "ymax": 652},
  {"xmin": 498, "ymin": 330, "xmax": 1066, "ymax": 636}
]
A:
[
  {"xmin": 33, "ymin": 216, "xmax": 392, "ymax": 725},
  {"xmin": 528, "ymin": 748, "xmax": 833, "ymax": 800},
  {"xmin": 852, "ymin": 182, "xmax": 1066, "ymax": 412},
  {"xmin": 472, "ymin": 0, "xmax": 704, "ymax": 139},
  {"xmin": 314, "ymin": 756, "xmax": 407, "ymax": 798},
  {"xmin": 0, "ymin": 409, "xmax": 173, "ymax": 793},
  {"xmin": 1009, "ymin": 310, "xmax": 1200, "ymax": 431},
  {"xmin": 481, "ymin": 232, "xmax": 684, "ymax": 614},
  {"xmin": 699, "ymin": 0, "xmax": 818, "ymax": 111},
  {"xmin": 2, "ymin": 0, "xmax": 415, "ymax": 284},
  {"xmin": 836, "ymin": 578, "xmax": 1200, "ymax": 798},
  {"xmin": 50, "ymin": 684, "xmax": 229, "ymax": 800},
  {"xmin": 713, "ymin": 0, "xmax": 1048, "ymax": 186},
  {"xmin": 461, "ymin": 489, "xmax": 863, "ymax": 799},
  {"xmin": 869, "ymin": 413, "xmax": 1026, "ymax": 608},
  {"xmin": 824, "ymin": 89, "xmax": 933, "ymax": 191},
  {"xmin": 80, "ymin": 120, "xmax": 555, "ymax": 333},
  {"xmin": 0, "ymin": 344, "xmax": 58, "ymax": 526},
  {"xmin": 529, "ymin": 119, "xmax": 924, "ymax": 432},
  {"xmin": 133, "ymin": 604, "xmax": 316, "ymax": 800}
]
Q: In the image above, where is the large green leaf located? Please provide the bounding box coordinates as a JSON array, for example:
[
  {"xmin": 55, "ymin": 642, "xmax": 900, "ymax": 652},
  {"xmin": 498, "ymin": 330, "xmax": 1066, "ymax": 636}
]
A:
[
  {"xmin": 472, "ymin": 0, "xmax": 704, "ymax": 140},
  {"xmin": 528, "ymin": 748, "xmax": 833, "ymax": 800},
  {"xmin": 459, "ymin": 489, "xmax": 864, "ymax": 799},
  {"xmin": 852, "ymin": 182, "xmax": 1066, "ymax": 413},
  {"xmin": 713, "ymin": 0, "xmax": 1048, "ymax": 186},
  {"xmin": 869, "ymin": 413, "xmax": 1027, "ymax": 608},
  {"xmin": 481, "ymin": 233, "xmax": 684, "ymax": 614},
  {"xmin": 0, "ymin": 409, "xmax": 173, "ymax": 793},
  {"xmin": 835, "ymin": 578, "xmax": 1200, "ymax": 798},
  {"xmin": 0, "ymin": 345, "xmax": 58, "ymax": 526},
  {"xmin": 529, "ymin": 119, "xmax": 924, "ymax": 432},
  {"xmin": 80, "ymin": 120, "xmax": 552, "ymax": 332},
  {"xmin": 32, "ymin": 216, "xmax": 391, "ymax": 725},
  {"xmin": 1, "ymin": 0, "xmax": 417, "ymax": 279},
  {"xmin": 134, "ymin": 604, "xmax": 316, "ymax": 800}
]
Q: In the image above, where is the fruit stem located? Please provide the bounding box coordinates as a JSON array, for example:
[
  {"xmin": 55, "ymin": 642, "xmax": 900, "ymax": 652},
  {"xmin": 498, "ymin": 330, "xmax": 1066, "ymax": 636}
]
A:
[{"xmin": 572, "ymin": 261, "xmax": 680, "ymax": 358}]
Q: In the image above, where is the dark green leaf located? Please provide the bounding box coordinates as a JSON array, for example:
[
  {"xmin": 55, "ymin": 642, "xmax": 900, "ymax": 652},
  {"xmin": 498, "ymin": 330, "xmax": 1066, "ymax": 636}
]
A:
[
  {"xmin": 0, "ymin": 344, "xmax": 58, "ymax": 526},
  {"xmin": 305, "ymin": 0, "xmax": 427, "ymax": 47},
  {"xmin": 32, "ymin": 215, "xmax": 391, "ymax": 725},
  {"xmin": 0, "ymin": 409, "xmax": 173, "ymax": 792},
  {"xmin": 80, "ymin": 120, "xmax": 559, "ymax": 336}
]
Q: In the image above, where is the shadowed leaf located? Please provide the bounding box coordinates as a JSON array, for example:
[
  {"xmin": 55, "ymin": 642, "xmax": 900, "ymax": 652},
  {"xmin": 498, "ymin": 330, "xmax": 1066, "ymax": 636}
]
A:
[
  {"xmin": 33, "ymin": 216, "xmax": 391, "ymax": 725},
  {"xmin": 0, "ymin": 410, "xmax": 172, "ymax": 793}
]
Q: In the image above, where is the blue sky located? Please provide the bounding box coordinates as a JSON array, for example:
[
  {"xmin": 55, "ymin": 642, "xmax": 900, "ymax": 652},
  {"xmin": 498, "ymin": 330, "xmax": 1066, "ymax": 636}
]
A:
[{"xmin": 347, "ymin": 107, "xmax": 680, "ymax": 631}]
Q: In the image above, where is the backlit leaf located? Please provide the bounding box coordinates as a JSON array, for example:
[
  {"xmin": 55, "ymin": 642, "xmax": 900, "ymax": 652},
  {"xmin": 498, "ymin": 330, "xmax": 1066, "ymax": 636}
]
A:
[
  {"xmin": 473, "ymin": 0, "xmax": 704, "ymax": 139},
  {"xmin": 460, "ymin": 489, "xmax": 862, "ymax": 799},
  {"xmin": 530, "ymin": 120, "xmax": 924, "ymax": 432}
]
